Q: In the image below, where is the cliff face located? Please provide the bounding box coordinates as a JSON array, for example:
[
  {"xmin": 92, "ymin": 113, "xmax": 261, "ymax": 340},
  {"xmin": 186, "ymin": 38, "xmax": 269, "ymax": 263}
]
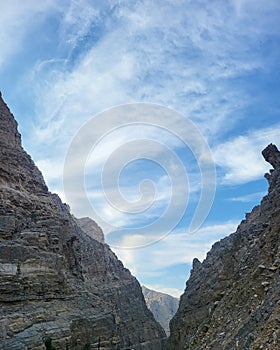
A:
[
  {"xmin": 76, "ymin": 217, "xmax": 105, "ymax": 244},
  {"xmin": 142, "ymin": 286, "xmax": 179, "ymax": 337},
  {"xmin": 168, "ymin": 144, "xmax": 280, "ymax": 349},
  {"xmin": 0, "ymin": 92, "xmax": 166, "ymax": 350}
]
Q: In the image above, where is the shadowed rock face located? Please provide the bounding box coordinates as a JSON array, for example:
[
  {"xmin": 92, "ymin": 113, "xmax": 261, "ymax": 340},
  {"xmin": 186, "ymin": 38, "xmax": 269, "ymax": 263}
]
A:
[
  {"xmin": 142, "ymin": 286, "xmax": 179, "ymax": 337},
  {"xmin": 0, "ymin": 92, "xmax": 166, "ymax": 350},
  {"xmin": 168, "ymin": 144, "xmax": 280, "ymax": 350}
]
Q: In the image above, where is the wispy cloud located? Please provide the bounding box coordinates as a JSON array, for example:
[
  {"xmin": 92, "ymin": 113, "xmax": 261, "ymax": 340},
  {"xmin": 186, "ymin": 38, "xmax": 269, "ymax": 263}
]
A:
[
  {"xmin": 0, "ymin": 0, "xmax": 59, "ymax": 69},
  {"xmin": 114, "ymin": 220, "xmax": 239, "ymax": 278},
  {"xmin": 15, "ymin": 1, "xmax": 278, "ymax": 256},
  {"xmin": 214, "ymin": 124, "xmax": 280, "ymax": 184},
  {"xmin": 28, "ymin": 0, "xmax": 277, "ymax": 140},
  {"xmin": 20, "ymin": 0, "xmax": 278, "ymax": 186},
  {"xmin": 228, "ymin": 191, "xmax": 266, "ymax": 203}
]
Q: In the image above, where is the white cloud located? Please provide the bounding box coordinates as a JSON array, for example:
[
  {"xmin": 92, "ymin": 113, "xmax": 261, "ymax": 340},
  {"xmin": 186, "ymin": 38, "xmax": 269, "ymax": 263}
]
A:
[
  {"xmin": 16, "ymin": 0, "xmax": 278, "ymax": 205},
  {"xmin": 228, "ymin": 191, "xmax": 266, "ymax": 203},
  {"xmin": 113, "ymin": 220, "xmax": 239, "ymax": 280},
  {"xmin": 214, "ymin": 124, "xmax": 280, "ymax": 184},
  {"xmin": 232, "ymin": 0, "xmax": 280, "ymax": 35},
  {"xmin": 27, "ymin": 0, "xmax": 276, "ymax": 150},
  {"xmin": 60, "ymin": 104, "xmax": 216, "ymax": 236},
  {"xmin": 59, "ymin": 0, "xmax": 100, "ymax": 48},
  {"xmin": 35, "ymin": 158, "xmax": 64, "ymax": 184},
  {"xmin": 0, "ymin": 0, "xmax": 59, "ymax": 69}
]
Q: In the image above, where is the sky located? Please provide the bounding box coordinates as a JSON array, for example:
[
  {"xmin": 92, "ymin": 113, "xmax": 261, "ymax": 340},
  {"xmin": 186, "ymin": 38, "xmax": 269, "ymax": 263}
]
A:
[{"xmin": 0, "ymin": 0, "xmax": 280, "ymax": 298}]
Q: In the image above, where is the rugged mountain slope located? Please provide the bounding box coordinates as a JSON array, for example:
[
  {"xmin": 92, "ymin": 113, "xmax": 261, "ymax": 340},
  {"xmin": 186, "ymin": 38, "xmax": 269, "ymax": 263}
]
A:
[
  {"xmin": 142, "ymin": 286, "xmax": 179, "ymax": 336},
  {"xmin": 76, "ymin": 217, "xmax": 105, "ymax": 244},
  {"xmin": 168, "ymin": 144, "xmax": 280, "ymax": 349},
  {"xmin": 0, "ymin": 92, "xmax": 166, "ymax": 350}
]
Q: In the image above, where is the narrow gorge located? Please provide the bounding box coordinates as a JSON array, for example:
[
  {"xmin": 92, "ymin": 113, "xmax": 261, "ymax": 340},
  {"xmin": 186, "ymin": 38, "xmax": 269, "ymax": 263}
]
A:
[{"xmin": 1, "ymin": 91, "xmax": 279, "ymax": 350}]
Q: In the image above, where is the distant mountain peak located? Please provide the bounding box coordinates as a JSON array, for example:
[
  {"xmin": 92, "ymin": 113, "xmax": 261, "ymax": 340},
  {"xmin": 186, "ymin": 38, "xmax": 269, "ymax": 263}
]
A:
[{"xmin": 142, "ymin": 285, "xmax": 179, "ymax": 336}]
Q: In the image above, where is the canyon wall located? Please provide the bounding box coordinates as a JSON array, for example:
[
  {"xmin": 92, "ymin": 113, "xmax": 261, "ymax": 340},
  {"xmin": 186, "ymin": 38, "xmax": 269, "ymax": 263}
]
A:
[
  {"xmin": 168, "ymin": 144, "xmax": 280, "ymax": 349},
  {"xmin": 0, "ymin": 92, "xmax": 166, "ymax": 350}
]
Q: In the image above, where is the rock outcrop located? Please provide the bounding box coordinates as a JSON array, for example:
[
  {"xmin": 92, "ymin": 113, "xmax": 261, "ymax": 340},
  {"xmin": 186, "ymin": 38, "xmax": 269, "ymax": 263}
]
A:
[
  {"xmin": 76, "ymin": 217, "xmax": 105, "ymax": 244},
  {"xmin": 142, "ymin": 286, "xmax": 179, "ymax": 337},
  {"xmin": 168, "ymin": 143, "xmax": 280, "ymax": 349},
  {"xmin": 0, "ymin": 92, "xmax": 166, "ymax": 350}
]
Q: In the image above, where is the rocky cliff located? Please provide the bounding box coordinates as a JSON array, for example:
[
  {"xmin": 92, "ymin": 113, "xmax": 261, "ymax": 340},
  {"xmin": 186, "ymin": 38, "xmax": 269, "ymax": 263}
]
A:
[
  {"xmin": 0, "ymin": 92, "xmax": 166, "ymax": 350},
  {"xmin": 168, "ymin": 144, "xmax": 280, "ymax": 349},
  {"xmin": 142, "ymin": 286, "xmax": 179, "ymax": 337},
  {"xmin": 76, "ymin": 217, "xmax": 105, "ymax": 244}
]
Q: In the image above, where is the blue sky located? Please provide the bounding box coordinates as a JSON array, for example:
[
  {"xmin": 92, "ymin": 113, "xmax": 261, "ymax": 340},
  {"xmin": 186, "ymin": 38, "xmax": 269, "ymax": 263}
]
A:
[{"xmin": 0, "ymin": 0, "xmax": 280, "ymax": 297}]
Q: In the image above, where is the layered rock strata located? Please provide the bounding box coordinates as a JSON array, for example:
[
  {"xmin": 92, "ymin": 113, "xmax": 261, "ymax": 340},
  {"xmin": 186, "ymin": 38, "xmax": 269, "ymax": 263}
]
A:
[
  {"xmin": 168, "ymin": 144, "xmax": 280, "ymax": 349},
  {"xmin": 0, "ymin": 92, "xmax": 166, "ymax": 350}
]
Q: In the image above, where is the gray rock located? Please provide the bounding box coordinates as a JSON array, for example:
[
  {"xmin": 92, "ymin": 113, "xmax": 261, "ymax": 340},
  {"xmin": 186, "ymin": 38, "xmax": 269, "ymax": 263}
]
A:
[
  {"xmin": 168, "ymin": 144, "xmax": 280, "ymax": 349},
  {"xmin": 142, "ymin": 286, "xmax": 179, "ymax": 336},
  {"xmin": 76, "ymin": 217, "xmax": 105, "ymax": 244},
  {"xmin": 0, "ymin": 93, "xmax": 166, "ymax": 350}
]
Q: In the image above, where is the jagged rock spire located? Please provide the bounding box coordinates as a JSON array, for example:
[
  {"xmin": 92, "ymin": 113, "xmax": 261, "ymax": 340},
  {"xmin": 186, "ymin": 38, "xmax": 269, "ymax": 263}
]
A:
[
  {"xmin": 262, "ymin": 143, "xmax": 280, "ymax": 170},
  {"xmin": 262, "ymin": 144, "xmax": 280, "ymax": 188},
  {"xmin": 0, "ymin": 92, "xmax": 48, "ymax": 192},
  {"xmin": 0, "ymin": 92, "xmax": 22, "ymax": 148}
]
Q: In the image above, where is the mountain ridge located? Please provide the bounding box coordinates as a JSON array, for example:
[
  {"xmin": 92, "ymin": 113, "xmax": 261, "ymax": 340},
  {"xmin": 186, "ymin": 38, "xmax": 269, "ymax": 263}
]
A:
[{"xmin": 0, "ymin": 92, "xmax": 166, "ymax": 350}]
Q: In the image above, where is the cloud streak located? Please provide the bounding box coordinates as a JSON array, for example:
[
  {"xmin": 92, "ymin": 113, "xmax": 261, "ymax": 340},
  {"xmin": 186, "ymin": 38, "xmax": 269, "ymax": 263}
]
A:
[
  {"xmin": 0, "ymin": 0, "xmax": 60, "ymax": 69},
  {"xmin": 214, "ymin": 124, "xmax": 280, "ymax": 184},
  {"xmin": 114, "ymin": 220, "xmax": 239, "ymax": 296},
  {"xmin": 28, "ymin": 0, "xmax": 279, "ymax": 147}
]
